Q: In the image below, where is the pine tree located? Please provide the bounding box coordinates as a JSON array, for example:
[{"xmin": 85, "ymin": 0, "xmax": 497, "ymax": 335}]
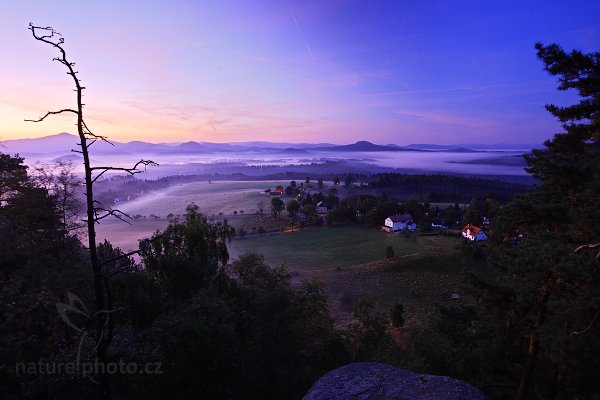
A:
[{"xmin": 480, "ymin": 43, "xmax": 600, "ymax": 399}]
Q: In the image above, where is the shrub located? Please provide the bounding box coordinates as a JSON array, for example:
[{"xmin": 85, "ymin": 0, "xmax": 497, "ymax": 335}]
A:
[{"xmin": 385, "ymin": 246, "xmax": 395, "ymax": 258}]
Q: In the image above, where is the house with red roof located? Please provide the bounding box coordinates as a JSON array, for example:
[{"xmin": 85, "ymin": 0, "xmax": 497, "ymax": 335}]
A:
[{"xmin": 462, "ymin": 224, "xmax": 488, "ymax": 241}]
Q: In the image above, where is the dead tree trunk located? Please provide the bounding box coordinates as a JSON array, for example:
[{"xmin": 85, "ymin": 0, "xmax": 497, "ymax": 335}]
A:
[{"xmin": 26, "ymin": 23, "xmax": 155, "ymax": 398}]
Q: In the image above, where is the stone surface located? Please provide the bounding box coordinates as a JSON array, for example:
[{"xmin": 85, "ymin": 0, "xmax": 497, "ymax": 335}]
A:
[{"xmin": 303, "ymin": 362, "xmax": 488, "ymax": 400}]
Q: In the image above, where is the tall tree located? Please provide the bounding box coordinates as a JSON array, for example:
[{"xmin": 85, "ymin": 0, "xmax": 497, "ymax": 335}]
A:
[
  {"xmin": 286, "ymin": 199, "xmax": 301, "ymax": 218},
  {"xmin": 477, "ymin": 43, "xmax": 600, "ymax": 399},
  {"xmin": 31, "ymin": 161, "xmax": 83, "ymax": 240},
  {"xmin": 140, "ymin": 204, "xmax": 234, "ymax": 300},
  {"xmin": 0, "ymin": 153, "xmax": 28, "ymax": 203},
  {"xmin": 271, "ymin": 197, "xmax": 285, "ymax": 218}
]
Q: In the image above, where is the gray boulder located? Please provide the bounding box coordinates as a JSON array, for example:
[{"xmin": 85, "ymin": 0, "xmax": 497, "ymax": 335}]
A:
[{"xmin": 303, "ymin": 362, "xmax": 487, "ymax": 400}]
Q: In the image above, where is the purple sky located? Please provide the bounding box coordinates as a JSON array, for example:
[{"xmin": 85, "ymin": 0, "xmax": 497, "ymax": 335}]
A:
[{"xmin": 1, "ymin": 1, "xmax": 598, "ymax": 145}]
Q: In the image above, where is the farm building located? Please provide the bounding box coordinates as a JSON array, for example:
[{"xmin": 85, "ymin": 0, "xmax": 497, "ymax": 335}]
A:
[
  {"xmin": 462, "ymin": 224, "xmax": 488, "ymax": 241},
  {"xmin": 264, "ymin": 188, "xmax": 283, "ymax": 196},
  {"xmin": 316, "ymin": 201, "xmax": 329, "ymax": 215},
  {"xmin": 384, "ymin": 214, "xmax": 417, "ymax": 232}
]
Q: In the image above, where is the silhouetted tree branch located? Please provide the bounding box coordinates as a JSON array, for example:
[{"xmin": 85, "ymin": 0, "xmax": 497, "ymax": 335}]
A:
[
  {"xmin": 90, "ymin": 160, "xmax": 158, "ymax": 183},
  {"xmin": 24, "ymin": 108, "xmax": 78, "ymax": 122},
  {"xmin": 575, "ymin": 242, "xmax": 600, "ymax": 263}
]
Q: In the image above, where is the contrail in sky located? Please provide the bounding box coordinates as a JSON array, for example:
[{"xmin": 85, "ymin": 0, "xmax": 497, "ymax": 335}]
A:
[{"xmin": 287, "ymin": 1, "xmax": 313, "ymax": 58}]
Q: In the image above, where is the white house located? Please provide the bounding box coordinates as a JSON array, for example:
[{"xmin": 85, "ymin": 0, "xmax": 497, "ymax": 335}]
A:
[
  {"xmin": 316, "ymin": 201, "xmax": 329, "ymax": 215},
  {"xmin": 384, "ymin": 214, "xmax": 417, "ymax": 231},
  {"xmin": 461, "ymin": 224, "xmax": 488, "ymax": 241}
]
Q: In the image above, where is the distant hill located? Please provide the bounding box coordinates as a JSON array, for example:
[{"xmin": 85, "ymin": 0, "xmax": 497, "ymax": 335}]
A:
[
  {"xmin": 449, "ymin": 143, "xmax": 542, "ymax": 151},
  {"xmin": 405, "ymin": 143, "xmax": 541, "ymax": 151},
  {"xmin": 0, "ymin": 132, "xmax": 81, "ymax": 154},
  {"xmin": 229, "ymin": 141, "xmax": 336, "ymax": 149},
  {"xmin": 1, "ymin": 132, "xmax": 129, "ymax": 155},
  {"xmin": 278, "ymin": 148, "xmax": 310, "ymax": 154},
  {"xmin": 313, "ymin": 141, "xmax": 422, "ymax": 152},
  {"xmin": 175, "ymin": 141, "xmax": 244, "ymax": 152},
  {"xmin": 404, "ymin": 144, "xmax": 459, "ymax": 151},
  {"xmin": 0, "ymin": 133, "xmax": 542, "ymax": 157}
]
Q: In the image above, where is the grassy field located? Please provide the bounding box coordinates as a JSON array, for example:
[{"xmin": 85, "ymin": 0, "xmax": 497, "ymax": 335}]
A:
[
  {"xmin": 94, "ymin": 213, "xmax": 290, "ymax": 253},
  {"xmin": 116, "ymin": 180, "xmax": 297, "ymax": 218},
  {"xmin": 94, "ymin": 180, "xmax": 294, "ymax": 252},
  {"xmin": 229, "ymin": 226, "xmax": 465, "ymax": 327},
  {"xmin": 321, "ymin": 252, "xmax": 468, "ymax": 328},
  {"xmin": 94, "ymin": 217, "xmax": 170, "ymax": 253},
  {"xmin": 229, "ymin": 226, "xmax": 454, "ymax": 271}
]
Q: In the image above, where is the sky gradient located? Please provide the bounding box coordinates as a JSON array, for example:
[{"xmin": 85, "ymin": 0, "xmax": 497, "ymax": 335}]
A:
[{"xmin": 1, "ymin": 0, "xmax": 599, "ymax": 145}]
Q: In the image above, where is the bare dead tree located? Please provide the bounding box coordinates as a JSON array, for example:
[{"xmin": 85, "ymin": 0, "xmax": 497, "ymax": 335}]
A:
[{"xmin": 26, "ymin": 23, "xmax": 156, "ymax": 397}]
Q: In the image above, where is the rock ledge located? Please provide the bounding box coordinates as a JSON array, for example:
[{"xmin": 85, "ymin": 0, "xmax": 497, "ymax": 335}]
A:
[{"xmin": 303, "ymin": 362, "xmax": 487, "ymax": 400}]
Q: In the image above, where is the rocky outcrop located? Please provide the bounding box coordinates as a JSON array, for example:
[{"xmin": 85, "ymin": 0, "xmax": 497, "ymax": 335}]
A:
[{"xmin": 303, "ymin": 363, "xmax": 487, "ymax": 400}]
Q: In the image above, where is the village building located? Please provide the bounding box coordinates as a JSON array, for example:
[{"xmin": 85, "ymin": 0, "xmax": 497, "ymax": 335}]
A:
[
  {"xmin": 461, "ymin": 224, "xmax": 488, "ymax": 241},
  {"xmin": 316, "ymin": 201, "xmax": 329, "ymax": 215},
  {"xmin": 384, "ymin": 214, "xmax": 417, "ymax": 232},
  {"xmin": 263, "ymin": 188, "xmax": 283, "ymax": 196}
]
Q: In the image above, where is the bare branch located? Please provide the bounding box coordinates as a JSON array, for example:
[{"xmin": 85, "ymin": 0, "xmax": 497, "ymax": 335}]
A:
[
  {"xmin": 100, "ymin": 232, "xmax": 167, "ymax": 278},
  {"xmin": 574, "ymin": 242, "xmax": 600, "ymax": 263},
  {"xmin": 91, "ymin": 207, "xmax": 132, "ymax": 224},
  {"xmin": 81, "ymin": 120, "xmax": 113, "ymax": 145},
  {"xmin": 570, "ymin": 309, "xmax": 600, "ymax": 336},
  {"xmin": 90, "ymin": 160, "xmax": 159, "ymax": 183},
  {"xmin": 100, "ymin": 250, "xmax": 142, "ymax": 272},
  {"xmin": 25, "ymin": 108, "xmax": 78, "ymax": 123}
]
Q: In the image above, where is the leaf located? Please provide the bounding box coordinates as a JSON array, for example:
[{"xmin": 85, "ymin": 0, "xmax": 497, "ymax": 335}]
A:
[
  {"xmin": 92, "ymin": 306, "xmax": 126, "ymax": 319},
  {"xmin": 56, "ymin": 303, "xmax": 88, "ymax": 332},
  {"xmin": 66, "ymin": 290, "xmax": 89, "ymax": 314}
]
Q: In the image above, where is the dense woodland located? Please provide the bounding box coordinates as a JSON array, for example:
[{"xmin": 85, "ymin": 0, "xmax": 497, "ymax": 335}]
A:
[{"xmin": 0, "ymin": 38, "xmax": 598, "ymax": 400}]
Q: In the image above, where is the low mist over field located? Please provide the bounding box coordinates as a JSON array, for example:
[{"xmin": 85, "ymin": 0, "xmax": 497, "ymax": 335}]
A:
[{"xmin": 0, "ymin": 132, "xmax": 536, "ymax": 180}]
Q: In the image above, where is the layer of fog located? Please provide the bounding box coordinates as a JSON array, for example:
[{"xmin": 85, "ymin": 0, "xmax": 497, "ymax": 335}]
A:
[{"xmin": 21, "ymin": 149, "xmax": 528, "ymax": 179}]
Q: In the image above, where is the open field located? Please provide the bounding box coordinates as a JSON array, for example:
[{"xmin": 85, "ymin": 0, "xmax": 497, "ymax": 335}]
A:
[
  {"xmin": 321, "ymin": 253, "xmax": 468, "ymax": 328},
  {"xmin": 229, "ymin": 226, "xmax": 466, "ymax": 326},
  {"xmin": 94, "ymin": 213, "xmax": 291, "ymax": 253},
  {"xmin": 94, "ymin": 217, "xmax": 170, "ymax": 253},
  {"xmin": 229, "ymin": 226, "xmax": 456, "ymax": 271},
  {"xmin": 115, "ymin": 180, "xmax": 307, "ymax": 218},
  {"xmin": 94, "ymin": 179, "xmax": 324, "ymax": 251}
]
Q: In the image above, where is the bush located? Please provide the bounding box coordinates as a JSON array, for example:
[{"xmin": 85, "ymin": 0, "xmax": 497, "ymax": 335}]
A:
[{"xmin": 385, "ymin": 246, "xmax": 395, "ymax": 258}]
